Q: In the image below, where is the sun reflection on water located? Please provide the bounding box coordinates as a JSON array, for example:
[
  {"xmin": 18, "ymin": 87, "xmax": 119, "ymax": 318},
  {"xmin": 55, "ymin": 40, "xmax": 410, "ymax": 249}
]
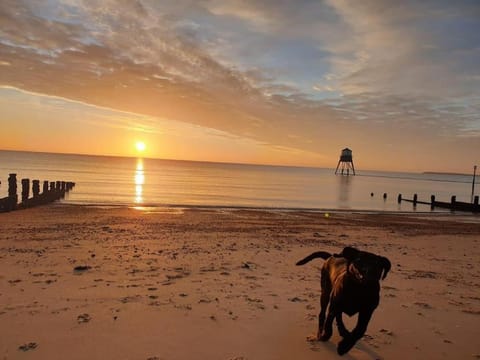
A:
[{"xmin": 135, "ymin": 158, "xmax": 144, "ymax": 204}]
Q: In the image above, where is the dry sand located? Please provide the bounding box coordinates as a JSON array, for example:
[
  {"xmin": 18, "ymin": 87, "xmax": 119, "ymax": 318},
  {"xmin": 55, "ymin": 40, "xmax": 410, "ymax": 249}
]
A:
[{"xmin": 1, "ymin": 205, "xmax": 479, "ymax": 359}]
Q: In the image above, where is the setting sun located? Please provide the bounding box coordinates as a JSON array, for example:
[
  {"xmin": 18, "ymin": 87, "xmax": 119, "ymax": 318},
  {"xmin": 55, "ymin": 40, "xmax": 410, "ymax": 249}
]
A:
[{"xmin": 135, "ymin": 141, "xmax": 146, "ymax": 153}]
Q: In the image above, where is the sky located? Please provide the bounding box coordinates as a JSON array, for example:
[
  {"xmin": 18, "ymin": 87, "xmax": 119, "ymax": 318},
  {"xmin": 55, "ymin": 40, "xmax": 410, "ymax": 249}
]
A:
[{"xmin": 0, "ymin": 0, "xmax": 479, "ymax": 172}]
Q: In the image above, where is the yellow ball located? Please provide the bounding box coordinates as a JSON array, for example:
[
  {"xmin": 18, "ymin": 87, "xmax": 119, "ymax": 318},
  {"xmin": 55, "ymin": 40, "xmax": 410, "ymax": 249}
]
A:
[{"xmin": 324, "ymin": 213, "xmax": 330, "ymax": 218}]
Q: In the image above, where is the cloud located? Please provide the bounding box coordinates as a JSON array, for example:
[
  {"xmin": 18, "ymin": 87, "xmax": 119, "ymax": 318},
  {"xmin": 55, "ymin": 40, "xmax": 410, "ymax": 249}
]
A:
[
  {"xmin": 0, "ymin": 0, "xmax": 479, "ymax": 170},
  {"xmin": 324, "ymin": 0, "xmax": 480, "ymax": 97}
]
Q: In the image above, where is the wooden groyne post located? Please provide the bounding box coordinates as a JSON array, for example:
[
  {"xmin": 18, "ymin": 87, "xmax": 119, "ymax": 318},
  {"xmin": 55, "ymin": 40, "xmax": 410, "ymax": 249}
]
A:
[
  {"xmin": 7, "ymin": 174, "xmax": 18, "ymax": 211},
  {"xmin": 0, "ymin": 174, "xmax": 75, "ymax": 212},
  {"xmin": 21, "ymin": 178, "xmax": 30, "ymax": 205},
  {"xmin": 32, "ymin": 180, "xmax": 40, "ymax": 198},
  {"xmin": 397, "ymin": 193, "xmax": 479, "ymax": 213}
]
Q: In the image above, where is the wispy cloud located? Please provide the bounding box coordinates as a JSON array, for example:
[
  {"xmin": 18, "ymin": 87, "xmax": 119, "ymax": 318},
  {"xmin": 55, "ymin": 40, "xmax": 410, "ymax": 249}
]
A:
[{"xmin": 0, "ymin": 0, "xmax": 479, "ymax": 170}]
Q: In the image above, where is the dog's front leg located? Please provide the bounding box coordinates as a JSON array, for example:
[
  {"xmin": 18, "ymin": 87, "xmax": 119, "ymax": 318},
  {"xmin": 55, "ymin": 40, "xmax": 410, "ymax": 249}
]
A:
[
  {"xmin": 335, "ymin": 312, "xmax": 349, "ymax": 338},
  {"xmin": 337, "ymin": 309, "xmax": 373, "ymax": 355}
]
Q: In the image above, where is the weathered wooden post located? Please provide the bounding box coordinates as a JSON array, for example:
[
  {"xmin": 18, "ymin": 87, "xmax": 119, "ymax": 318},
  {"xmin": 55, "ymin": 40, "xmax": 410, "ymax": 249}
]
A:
[
  {"xmin": 32, "ymin": 180, "xmax": 40, "ymax": 198},
  {"xmin": 57, "ymin": 181, "xmax": 62, "ymax": 199},
  {"xmin": 472, "ymin": 165, "xmax": 477, "ymax": 203},
  {"xmin": 49, "ymin": 182, "xmax": 56, "ymax": 200},
  {"xmin": 430, "ymin": 195, "xmax": 435, "ymax": 210},
  {"xmin": 1, "ymin": 176, "xmax": 76, "ymax": 211},
  {"xmin": 60, "ymin": 181, "xmax": 66, "ymax": 198},
  {"xmin": 413, "ymin": 194, "xmax": 418, "ymax": 206},
  {"xmin": 8, "ymin": 173, "xmax": 18, "ymax": 210},
  {"xmin": 21, "ymin": 178, "xmax": 30, "ymax": 204}
]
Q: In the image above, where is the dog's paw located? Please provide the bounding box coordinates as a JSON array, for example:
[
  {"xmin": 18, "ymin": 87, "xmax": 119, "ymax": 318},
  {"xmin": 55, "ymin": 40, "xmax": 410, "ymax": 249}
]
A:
[
  {"xmin": 306, "ymin": 334, "xmax": 320, "ymax": 342},
  {"xmin": 337, "ymin": 337, "xmax": 355, "ymax": 355},
  {"xmin": 319, "ymin": 332, "xmax": 332, "ymax": 342},
  {"xmin": 338, "ymin": 328, "xmax": 351, "ymax": 338}
]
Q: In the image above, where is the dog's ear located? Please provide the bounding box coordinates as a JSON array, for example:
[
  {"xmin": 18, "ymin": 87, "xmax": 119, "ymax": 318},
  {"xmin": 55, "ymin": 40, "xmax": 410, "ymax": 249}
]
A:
[
  {"xmin": 340, "ymin": 246, "xmax": 360, "ymax": 261},
  {"xmin": 379, "ymin": 256, "xmax": 391, "ymax": 280}
]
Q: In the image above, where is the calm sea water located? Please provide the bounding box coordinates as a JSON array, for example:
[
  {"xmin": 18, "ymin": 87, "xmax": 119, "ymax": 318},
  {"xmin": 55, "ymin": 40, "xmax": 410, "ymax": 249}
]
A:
[{"xmin": 0, "ymin": 150, "xmax": 477, "ymax": 212}]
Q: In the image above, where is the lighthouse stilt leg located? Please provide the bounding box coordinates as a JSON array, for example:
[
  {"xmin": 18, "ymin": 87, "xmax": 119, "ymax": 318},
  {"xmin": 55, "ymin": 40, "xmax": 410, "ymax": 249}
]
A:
[{"xmin": 335, "ymin": 160, "xmax": 341, "ymax": 175}]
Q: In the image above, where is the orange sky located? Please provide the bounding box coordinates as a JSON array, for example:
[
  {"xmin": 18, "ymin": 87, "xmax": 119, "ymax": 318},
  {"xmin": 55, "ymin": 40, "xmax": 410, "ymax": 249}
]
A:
[{"xmin": 1, "ymin": 1, "xmax": 479, "ymax": 172}]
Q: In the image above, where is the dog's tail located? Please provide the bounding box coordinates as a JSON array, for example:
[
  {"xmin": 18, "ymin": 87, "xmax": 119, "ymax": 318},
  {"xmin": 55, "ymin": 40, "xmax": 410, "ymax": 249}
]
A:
[{"xmin": 296, "ymin": 251, "xmax": 332, "ymax": 266}]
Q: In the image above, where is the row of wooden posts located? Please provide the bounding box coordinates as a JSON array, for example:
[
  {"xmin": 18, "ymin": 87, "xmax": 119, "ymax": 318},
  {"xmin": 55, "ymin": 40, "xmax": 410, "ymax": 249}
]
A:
[
  {"xmin": 0, "ymin": 174, "xmax": 75, "ymax": 212},
  {"xmin": 398, "ymin": 193, "xmax": 480, "ymax": 213}
]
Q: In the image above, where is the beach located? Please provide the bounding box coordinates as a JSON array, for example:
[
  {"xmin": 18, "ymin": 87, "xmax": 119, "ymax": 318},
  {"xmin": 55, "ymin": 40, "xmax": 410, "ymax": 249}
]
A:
[{"xmin": 1, "ymin": 205, "xmax": 479, "ymax": 360}]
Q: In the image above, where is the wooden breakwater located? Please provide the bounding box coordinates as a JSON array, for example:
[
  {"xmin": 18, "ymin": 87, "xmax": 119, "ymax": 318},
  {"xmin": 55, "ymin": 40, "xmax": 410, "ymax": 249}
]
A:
[
  {"xmin": 0, "ymin": 174, "xmax": 75, "ymax": 213},
  {"xmin": 398, "ymin": 193, "xmax": 480, "ymax": 213}
]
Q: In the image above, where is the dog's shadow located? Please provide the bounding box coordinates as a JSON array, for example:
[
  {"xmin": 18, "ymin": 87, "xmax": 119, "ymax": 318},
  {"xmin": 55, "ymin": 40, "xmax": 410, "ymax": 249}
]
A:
[{"xmin": 308, "ymin": 338, "xmax": 383, "ymax": 359}]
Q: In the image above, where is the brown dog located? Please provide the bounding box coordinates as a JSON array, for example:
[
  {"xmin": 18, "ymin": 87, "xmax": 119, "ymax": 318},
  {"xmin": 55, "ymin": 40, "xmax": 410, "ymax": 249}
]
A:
[{"xmin": 296, "ymin": 247, "xmax": 391, "ymax": 355}]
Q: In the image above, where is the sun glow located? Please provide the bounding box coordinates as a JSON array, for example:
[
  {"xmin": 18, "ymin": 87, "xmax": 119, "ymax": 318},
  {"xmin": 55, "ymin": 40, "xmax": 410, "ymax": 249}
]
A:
[
  {"xmin": 135, "ymin": 141, "xmax": 146, "ymax": 153},
  {"xmin": 134, "ymin": 158, "xmax": 144, "ymax": 204}
]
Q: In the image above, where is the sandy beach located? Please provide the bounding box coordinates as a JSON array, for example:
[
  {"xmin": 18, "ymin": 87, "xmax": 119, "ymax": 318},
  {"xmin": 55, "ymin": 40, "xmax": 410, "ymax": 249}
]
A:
[{"xmin": 1, "ymin": 205, "xmax": 479, "ymax": 359}]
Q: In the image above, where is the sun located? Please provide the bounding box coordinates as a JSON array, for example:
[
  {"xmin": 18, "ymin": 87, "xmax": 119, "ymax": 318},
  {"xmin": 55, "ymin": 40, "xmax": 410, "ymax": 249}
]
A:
[{"xmin": 135, "ymin": 141, "xmax": 146, "ymax": 153}]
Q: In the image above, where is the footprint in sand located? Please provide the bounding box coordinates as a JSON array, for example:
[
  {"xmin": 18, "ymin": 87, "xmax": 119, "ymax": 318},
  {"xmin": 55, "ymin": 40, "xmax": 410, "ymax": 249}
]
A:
[
  {"xmin": 406, "ymin": 270, "xmax": 438, "ymax": 280},
  {"xmin": 462, "ymin": 309, "xmax": 480, "ymax": 315},
  {"xmin": 77, "ymin": 313, "xmax": 91, "ymax": 323},
  {"xmin": 119, "ymin": 295, "xmax": 142, "ymax": 304},
  {"xmin": 288, "ymin": 296, "xmax": 308, "ymax": 303},
  {"xmin": 73, "ymin": 265, "xmax": 92, "ymax": 274},
  {"xmin": 414, "ymin": 302, "xmax": 433, "ymax": 309},
  {"xmin": 18, "ymin": 343, "xmax": 38, "ymax": 352},
  {"xmin": 379, "ymin": 328, "xmax": 394, "ymax": 336}
]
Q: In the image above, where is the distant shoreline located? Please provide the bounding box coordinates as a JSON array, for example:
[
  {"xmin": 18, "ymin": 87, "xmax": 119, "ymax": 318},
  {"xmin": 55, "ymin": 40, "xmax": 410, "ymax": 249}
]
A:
[
  {"xmin": 53, "ymin": 201, "xmax": 447, "ymax": 215},
  {"xmin": 423, "ymin": 171, "xmax": 474, "ymax": 177},
  {"xmin": 47, "ymin": 203, "xmax": 480, "ymax": 223}
]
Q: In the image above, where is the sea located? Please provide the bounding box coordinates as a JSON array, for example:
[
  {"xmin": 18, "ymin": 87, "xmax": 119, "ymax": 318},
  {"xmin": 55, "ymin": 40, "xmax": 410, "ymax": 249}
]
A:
[{"xmin": 0, "ymin": 150, "xmax": 477, "ymax": 212}]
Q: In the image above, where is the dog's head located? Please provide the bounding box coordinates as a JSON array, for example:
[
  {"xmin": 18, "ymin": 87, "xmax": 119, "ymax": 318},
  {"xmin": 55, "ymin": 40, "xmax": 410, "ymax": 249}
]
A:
[{"xmin": 340, "ymin": 246, "xmax": 391, "ymax": 283}]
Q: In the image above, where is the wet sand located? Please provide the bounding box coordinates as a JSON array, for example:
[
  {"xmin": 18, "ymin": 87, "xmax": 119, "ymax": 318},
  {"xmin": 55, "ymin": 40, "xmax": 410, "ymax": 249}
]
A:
[{"xmin": 1, "ymin": 205, "xmax": 479, "ymax": 359}]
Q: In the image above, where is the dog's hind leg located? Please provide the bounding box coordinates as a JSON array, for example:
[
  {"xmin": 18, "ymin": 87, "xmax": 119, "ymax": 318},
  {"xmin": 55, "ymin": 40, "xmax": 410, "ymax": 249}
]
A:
[
  {"xmin": 319, "ymin": 300, "xmax": 336, "ymax": 341},
  {"xmin": 307, "ymin": 269, "xmax": 331, "ymax": 341},
  {"xmin": 316, "ymin": 268, "xmax": 332, "ymax": 340},
  {"xmin": 317, "ymin": 287, "xmax": 330, "ymax": 339}
]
